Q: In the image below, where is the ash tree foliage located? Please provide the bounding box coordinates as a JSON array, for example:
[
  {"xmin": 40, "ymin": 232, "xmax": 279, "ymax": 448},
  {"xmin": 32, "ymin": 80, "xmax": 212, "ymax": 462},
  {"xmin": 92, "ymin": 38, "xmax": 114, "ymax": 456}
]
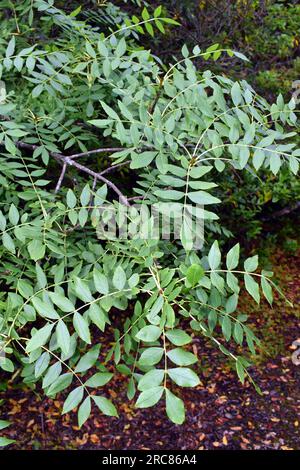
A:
[{"xmin": 0, "ymin": 0, "xmax": 299, "ymax": 434}]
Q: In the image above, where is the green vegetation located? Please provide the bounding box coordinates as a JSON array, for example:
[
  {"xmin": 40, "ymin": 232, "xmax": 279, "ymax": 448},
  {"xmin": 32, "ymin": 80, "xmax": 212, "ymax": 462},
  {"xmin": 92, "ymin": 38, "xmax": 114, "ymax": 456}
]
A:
[{"xmin": 0, "ymin": 0, "xmax": 299, "ymax": 441}]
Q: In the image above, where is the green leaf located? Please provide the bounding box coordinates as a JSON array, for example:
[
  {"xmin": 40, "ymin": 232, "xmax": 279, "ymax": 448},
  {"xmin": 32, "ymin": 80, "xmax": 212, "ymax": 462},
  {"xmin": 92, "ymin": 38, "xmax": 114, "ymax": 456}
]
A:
[
  {"xmin": 136, "ymin": 325, "xmax": 161, "ymax": 342},
  {"xmin": 78, "ymin": 396, "xmax": 91, "ymax": 428},
  {"xmin": 128, "ymin": 273, "xmax": 139, "ymax": 288},
  {"xmin": 168, "ymin": 368, "xmax": 200, "ymax": 387},
  {"xmin": 93, "ymin": 269, "xmax": 109, "ymax": 294},
  {"xmin": 85, "ymin": 372, "xmax": 113, "ymax": 388},
  {"xmin": 154, "ymin": 5, "xmax": 162, "ymax": 17},
  {"xmin": 165, "ymin": 329, "xmax": 192, "ymax": 346},
  {"xmin": 289, "ymin": 155, "xmax": 299, "ymax": 175},
  {"xmin": 0, "ymin": 357, "xmax": 14, "ymax": 372},
  {"xmin": 221, "ymin": 316, "xmax": 232, "ymax": 341},
  {"xmin": 167, "ymin": 348, "xmax": 197, "ymax": 366},
  {"xmin": 26, "ymin": 323, "xmax": 54, "ymax": 353},
  {"xmin": 186, "ymin": 264, "xmax": 205, "ymax": 287},
  {"xmin": 234, "ymin": 322, "xmax": 244, "ymax": 345},
  {"xmin": 35, "ymin": 263, "xmax": 47, "ymax": 289},
  {"xmin": 32, "ymin": 84, "xmax": 43, "ymax": 98},
  {"xmin": 80, "ymin": 184, "xmax": 90, "ymax": 206},
  {"xmin": 164, "ymin": 303, "xmax": 175, "ymax": 328},
  {"xmin": 49, "ymin": 292, "xmax": 75, "ymax": 312},
  {"xmin": 73, "ymin": 312, "xmax": 91, "ymax": 344},
  {"xmin": 148, "ymin": 295, "xmax": 164, "ymax": 320},
  {"xmin": 154, "ymin": 189, "xmax": 183, "ymax": 201},
  {"xmin": 0, "ymin": 420, "xmax": 11, "ymax": 431},
  {"xmin": 112, "ymin": 265, "xmax": 126, "ymax": 290},
  {"xmin": 226, "ymin": 243, "xmax": 240, "ymax": 270},
  {"xmin": 47, "ymin": 373, "xmax": 73, "ymax": 395},
  {"xmin": 208, "ymin": 240, "xmax": 221, "ymax": 270},
  {"xmin": 100, "ymin": 101, "xmax": 119, "ymax": 120},
  {"xmin": 34, "ymin": 351, "xmax": 50, "ymax": 378},
  {"xmin": 135, "ymin": 386, "xmax": 164, "ymax": 408},
  {"xmin": 85, "ymin": 42, "xmax": 96, "ymax": 58},
  {"xmin": 165, "ymin": 389, "xmax": 185, "ymax": 424},
  {"xmin": 244, "ymin": 274, "xmax": 260, "ymax": 303},
  {"xmin": 28, "ymin": 239, "xmax": 45, "ymax": 261},
  {"xmin": 141, "ymin": 7, "xmax": 150, "ymax": 21},
  {"xmin": 8, "ymin": 204, "xmax": 19, "ymax": 225},
  {"xmin": 98, "ymin": 40, "xmax": 108, "ymax": 57},
  {"xmin": 261, "ymin": 277, "xmax": 273, "ymax": 305},
  {"xmin": 116, "ymin": 37, "xmax": 126, "ymax": 57},
  {"xmin": 226, "ymin": 293, "xmax": 238, "ymax": 314},
  {"xmin": 244, "ymin": 255, "xmax": 258, "ymax": 272},
  {"xmin": 2, "ymin": 232, "xmax": 15, "ymax": 254},
  {"xmin": 0, "ymin": 211, "xmax": 7, "ymax": 231},
  {"xmin": 18, "ymin": 279, "xmax": 33, "ymax": 299},
  {"xmin": 253, "ymin": 149, "xmax": 265, "ymax": 170},
  {"xmin": 0, "ymin": 437, "xmax": 16, "ymax": 447},
  {"xmin": 226, "ymin": 271, "xmax": 240, "ymax": 293},
  {"xmin": 130, "ymin": 151, "xmax": 156, "ymax": 169},
  {"xmin": 56, "ymin": 320, "xmax": 71, "ymax": 355},
  {"xmin": 42, "ymin": 362, "xmax": 62, "ymax": 389},
  {"xmin": 236, "ymin": 359, "xmax": 246, "ymax": 384},
  {"xmin": 79, "ymin": 206, "xmax": 88, "ymax": 225},
  {"xmin": 139, "ymin": 347, "xmax": 164, "ymax": 366},
  {"xmin": 6, "ymin": 36, "xmax": 15, "ymax": 58},
  {"xmin": 74, "ymin": 345, "xmax": 100, "ymax": 373},
  {"xmin": 73, "ymin": 277, "xmax": 93, "ymax": 303},
  {"xmin": 32, "ymin": 297, "xmax": 59, "ymax": 320},
  {"xmin": 210, "ymin": 271, "xmax": 225, "ymax": 292},
  {"xmin": 188, "ymin": 191, "xmax": 221, "ymax": 205},
  {"xmin": 88, "ymin": 304, "xmax": 106, "ymax": 331},
  {"xmin": 231, "ymin": 82, "xmax": 242, "ymax": 106},
  {"xmin": 66, "ymin": 189, "xmax": 77, "ymax": 209},
  {"xmin": 93, "ymin": 396, "xmax": 118, "ymax": 417},
  {"xmin": 189, "ymin": 166, "xmax": 213, "ymax": 178},
  {"xmin": 137, "ymin": 369, "xmax": 164, "ymax": 391},
  {"xmin": 270, "ymin": 155, "xmax": 281, "ymax": 175},
  {"xmin": 62, "ymin": 386, "xmax": 84, "ymax": 414}
]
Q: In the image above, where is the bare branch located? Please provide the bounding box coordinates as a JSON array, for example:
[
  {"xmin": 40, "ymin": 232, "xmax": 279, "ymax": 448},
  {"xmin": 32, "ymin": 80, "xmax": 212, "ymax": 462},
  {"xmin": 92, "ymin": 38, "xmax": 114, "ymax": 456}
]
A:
[
  {"xmin": 99, "ymin": 161, "xmax": 129, "ymax": 176},
  {"xmin": 54, "ymin": 162, "xmax": 67, "ymax": 194},
  {"xmin": 6, "ymin": 141, "xmax": 130, "ymax": 206},
  {"xmin": 69, "ymin": 147, "xmax": 124, "ymax": 159},
  {"xmin": 62, "ymin": 156, "xmax": 130, "ymax": 206},
  {"xmin": 262, "ymin": 201, "xmax": 300, "ymax": 221}
]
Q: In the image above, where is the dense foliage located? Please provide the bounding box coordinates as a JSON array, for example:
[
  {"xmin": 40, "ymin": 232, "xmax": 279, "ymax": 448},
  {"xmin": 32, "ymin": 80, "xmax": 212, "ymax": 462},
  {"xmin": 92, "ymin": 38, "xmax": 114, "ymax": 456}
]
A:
[
  {"xmin": 0, "ymin": 0, "xmax": 299, "ymax": 439},
  {"xmin": 127, "ymin": 0, "xmax": 300, "ymax": 237}
]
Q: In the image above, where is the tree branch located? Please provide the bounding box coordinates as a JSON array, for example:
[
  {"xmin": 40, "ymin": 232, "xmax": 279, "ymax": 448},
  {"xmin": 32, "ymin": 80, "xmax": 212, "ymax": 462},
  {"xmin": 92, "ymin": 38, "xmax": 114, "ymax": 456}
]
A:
[
  {"xmin": 262, "ymin": 201, "xmax": 300, "ymax": 221},
  {"xmin": 62, "ymin": 156, "xmax": 130, "ymax": 206},
  {"xmin": 7, "ymin": 141, "xmax": 130, "ymax": 206},
  {"xmin": 99, "ymin": 161, "xmax": 129, "ymax": 176},
  {"xmin": 54, "ymin": 162, "xmax": 67, "ymax": 193},
  {"xmin": 69, "ymin": 147, "xmax": 124, "ymax": 159}
]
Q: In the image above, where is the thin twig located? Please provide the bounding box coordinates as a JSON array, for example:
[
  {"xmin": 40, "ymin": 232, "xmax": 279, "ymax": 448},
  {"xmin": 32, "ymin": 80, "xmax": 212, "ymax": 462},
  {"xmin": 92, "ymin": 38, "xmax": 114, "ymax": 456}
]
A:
[
  {"xmin": 99, "ymin": 161, "xmax": 129, "ymax": 176},
  {"xmin": 62, "ymin": 156, "xmax": 130, "ymax": 206},
  {"xmin": 127, "ymin": 195, "xmax": 144, "ymax": 201},
  {"xmin": 5, "ymin": 141, "xmax": 130, "ymax": 206},
  {"xmin": 262, "ymin": 201, "xmax": 300, "ymax": 221},
  {"xmin": 54, "ymin": 162, "xmax": 67, "ymax": 193},
  {"xmin": 69, "ymin": 147, "xmax": 124, "ymax": 159}
]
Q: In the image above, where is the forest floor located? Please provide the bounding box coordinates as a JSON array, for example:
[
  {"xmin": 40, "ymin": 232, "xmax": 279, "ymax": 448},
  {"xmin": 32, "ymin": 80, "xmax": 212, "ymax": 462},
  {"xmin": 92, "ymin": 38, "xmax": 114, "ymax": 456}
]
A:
[{"xmin": 1, "ymin": 243, "xmax": 299, "ymax": 450}]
